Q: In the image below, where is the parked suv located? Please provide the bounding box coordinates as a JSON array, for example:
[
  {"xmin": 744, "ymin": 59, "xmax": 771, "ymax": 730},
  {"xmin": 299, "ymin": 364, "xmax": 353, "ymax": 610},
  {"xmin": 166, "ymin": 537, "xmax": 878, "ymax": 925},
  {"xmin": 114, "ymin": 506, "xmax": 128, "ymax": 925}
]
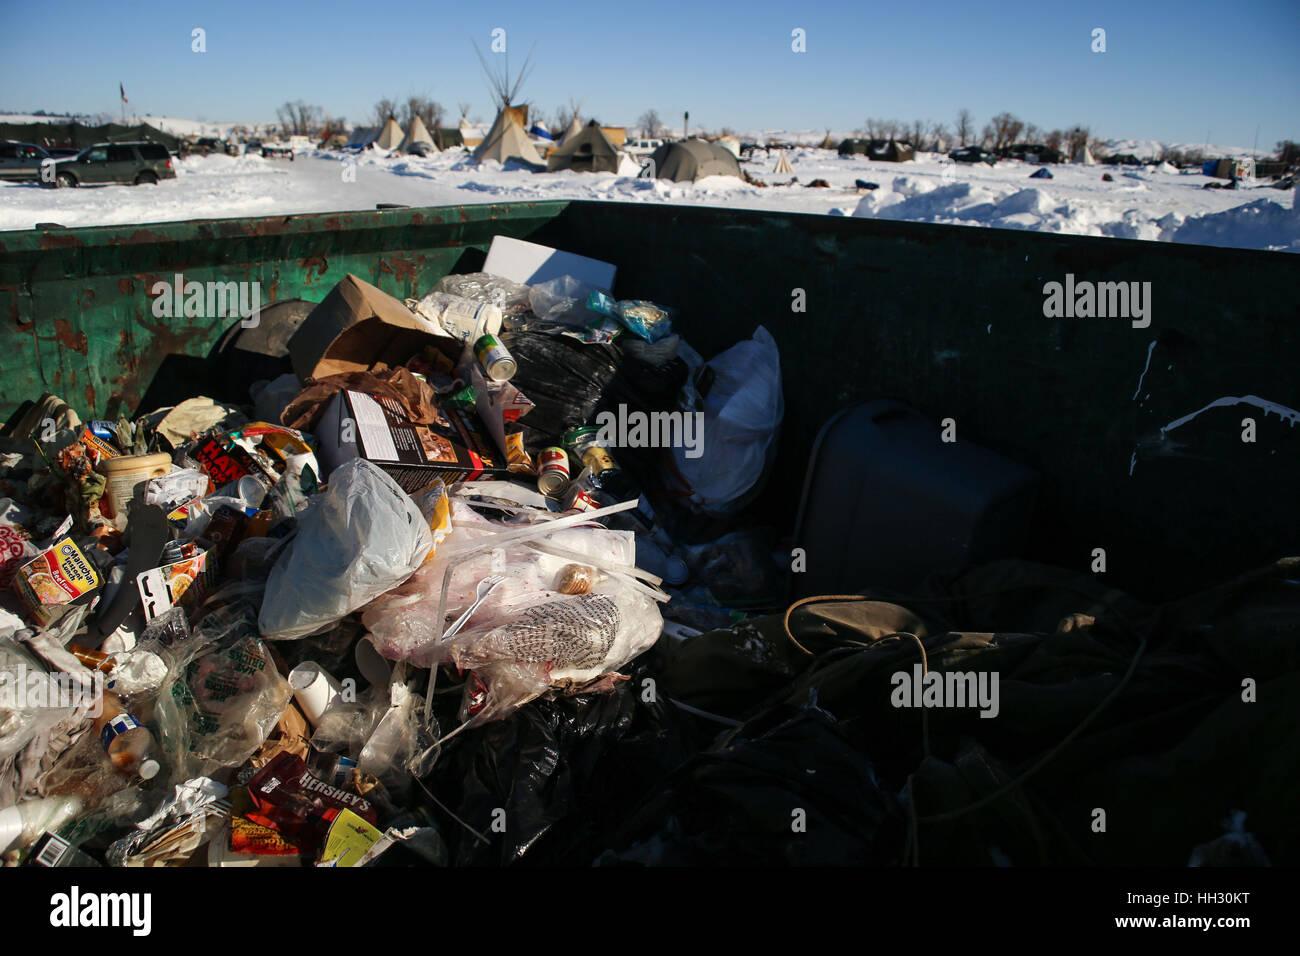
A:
[
  {"xmin": 0, "ymin": 141, "xmax": 52, "ymax": 182},
  {"xmin": 949, "ymin": 145, "xmax": 998, "ymax": 165},
  {"xmin": 42, "ymin": 142, "xmax": 176, "ymax": 188}
]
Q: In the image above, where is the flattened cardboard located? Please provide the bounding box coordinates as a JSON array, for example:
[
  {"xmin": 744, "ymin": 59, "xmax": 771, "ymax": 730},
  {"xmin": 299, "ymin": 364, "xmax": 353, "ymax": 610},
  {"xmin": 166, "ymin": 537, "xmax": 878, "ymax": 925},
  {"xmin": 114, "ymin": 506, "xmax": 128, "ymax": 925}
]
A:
[
  {"xmin": 288, "ymin": 273, "xmax": 446, "ymax": 382},
  {"xmin": 482, "ymin": 236, "xmax": 616, "ymax": 290}
]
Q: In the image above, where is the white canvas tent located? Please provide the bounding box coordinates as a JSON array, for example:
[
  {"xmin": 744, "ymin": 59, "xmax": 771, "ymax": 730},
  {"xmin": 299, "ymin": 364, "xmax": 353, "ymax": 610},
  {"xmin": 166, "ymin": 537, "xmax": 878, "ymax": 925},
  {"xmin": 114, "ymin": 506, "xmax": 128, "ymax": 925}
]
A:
[
  {"xmin": 557, "ymin": 116, "xmax": 583, "ymax": 147},
  {"xmin": 774, "ymin": 151, "xmax": 793, "ymax": 174},
  {"xmin": 400, "ymin": 114, "xmax": 437, "ymax": 153},
  {"xmin": 473, "ymin": 110, "xmax": 544, "ymax": 166},
  {"xmin": 1073, "ymin": 143, "xmax": 1096, "ymax": 165},
  {"xmin": 715, "ymin": 136, "xmax": 742, "ymax": 159},
  {"xmin": 375, "ymin": 117, "xmax": 404, "ymax": 150},
  {"xmin": 459, "ymin": 117, "xmax": 485, "ymax": 148}
]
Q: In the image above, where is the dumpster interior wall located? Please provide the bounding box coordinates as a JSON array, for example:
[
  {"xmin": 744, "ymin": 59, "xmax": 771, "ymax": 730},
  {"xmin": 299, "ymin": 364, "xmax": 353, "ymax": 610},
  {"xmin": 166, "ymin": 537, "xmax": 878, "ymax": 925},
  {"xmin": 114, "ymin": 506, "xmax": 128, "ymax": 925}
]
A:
[{"xmin": 1, "ymin": 200, "xmax": 1296, "ymax": 600}]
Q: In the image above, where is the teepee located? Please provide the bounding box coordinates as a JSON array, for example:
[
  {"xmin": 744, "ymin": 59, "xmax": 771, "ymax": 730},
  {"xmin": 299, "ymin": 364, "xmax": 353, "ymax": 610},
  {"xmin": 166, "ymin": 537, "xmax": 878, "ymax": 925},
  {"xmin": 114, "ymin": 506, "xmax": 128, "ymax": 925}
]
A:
[
  {"xmin": 473, "ymin": 109, "xmax": 544, "ymax": 166},
  {"xmin": 773, "ymin": 151, "xmax": 793, "ymax": 174},
  {"xmin": 1072, "ymin": 142, "xmax": 1096, "ymax": 165},
  {"xmin": 470, "ymin": 36, "xmax": 542, "ymax": 166},
  {"xmin": 400, "ymin": 114, "xmax": 438, "ymax": 153},
  {"xmin": 375, "ymin": 117, "xmax": 404, "ymax": 150},
  {"xmin": 557, "ymin": 115, "xmax": 583, "ymax": 147}
]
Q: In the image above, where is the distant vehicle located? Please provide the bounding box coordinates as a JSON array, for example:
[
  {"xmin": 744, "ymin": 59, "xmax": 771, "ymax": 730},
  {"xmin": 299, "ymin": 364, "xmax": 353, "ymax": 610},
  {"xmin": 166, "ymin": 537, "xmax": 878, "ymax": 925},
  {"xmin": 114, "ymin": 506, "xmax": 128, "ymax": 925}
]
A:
[
  {"xmin": 0, "ymin": 141, "xmax": 52, "ymax": 182},
  {"xmin": 185, "ymin": 137, "xmax": 238, "ymax": 157},
  {"xmin": 41, "ymin": 142, "xmax": 176, "ymax": 188},
  {"xmin": 1000, "ymin": 143, "xmax": 1063, "ymax": 164},
  {"xmin": 406, "ymin": 141, "xmax": 434, "ymax": 158},
  {"xmin": 243, "ymin": 139, "xmax": 263, "ymax": 154},
  {"xmin": 191, "ymin": 137, "xmax": 223, "ymax": 156},
  {"xmin": 261, "ymin": 143, "xmax": 295, "ymax": 161},
  {"xmin": 625, "ymin": 138, "xmax": 665, "ymax": 156},
  {"xmin": 949, "ymin": 145, "xmax": 998, "ymax": 165},
  {"xmin": 1102, "ymin": 153, "xmax": 1143, "ymax": 166}
]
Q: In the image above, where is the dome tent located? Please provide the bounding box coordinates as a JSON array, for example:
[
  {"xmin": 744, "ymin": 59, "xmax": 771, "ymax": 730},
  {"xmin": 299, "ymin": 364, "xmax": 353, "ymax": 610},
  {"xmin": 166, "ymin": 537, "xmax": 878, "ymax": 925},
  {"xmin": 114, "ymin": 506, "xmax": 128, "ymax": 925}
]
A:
[{"xmin": 645, "ymin": 140, "xmax": 741, "ymax": 183}]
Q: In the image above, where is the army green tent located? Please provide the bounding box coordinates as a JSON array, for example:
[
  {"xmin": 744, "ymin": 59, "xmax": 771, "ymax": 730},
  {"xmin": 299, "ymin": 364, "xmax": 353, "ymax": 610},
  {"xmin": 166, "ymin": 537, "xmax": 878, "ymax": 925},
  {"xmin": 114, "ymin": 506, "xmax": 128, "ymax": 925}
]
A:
[
  {"xmin": 646, "ymin": 140, "xmax": 741, "ymax": 182},
  {"xmin": 547, "ymin": 121, "xmax": 620, "ymax": 173},
  {"xmin": 0, "ymin": 121, "xmax": 180, "ymax": 151}
]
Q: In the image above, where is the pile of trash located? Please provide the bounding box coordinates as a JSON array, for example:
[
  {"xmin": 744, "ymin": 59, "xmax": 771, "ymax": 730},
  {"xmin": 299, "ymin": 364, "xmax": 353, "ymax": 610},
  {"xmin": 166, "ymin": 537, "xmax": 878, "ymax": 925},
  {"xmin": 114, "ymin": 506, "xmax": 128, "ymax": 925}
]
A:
[{"xmin": 0, "ymin": 238, "xmax": 789, "ymax": 867}]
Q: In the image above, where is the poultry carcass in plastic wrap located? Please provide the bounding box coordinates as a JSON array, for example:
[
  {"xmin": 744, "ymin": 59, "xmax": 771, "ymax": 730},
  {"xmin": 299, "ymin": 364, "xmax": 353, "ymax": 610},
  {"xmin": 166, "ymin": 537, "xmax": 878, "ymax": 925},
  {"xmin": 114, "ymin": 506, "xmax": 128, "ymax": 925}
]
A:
[{"xmin": 362, "ymin": 496, "xmax": 664, "ymax": 724}]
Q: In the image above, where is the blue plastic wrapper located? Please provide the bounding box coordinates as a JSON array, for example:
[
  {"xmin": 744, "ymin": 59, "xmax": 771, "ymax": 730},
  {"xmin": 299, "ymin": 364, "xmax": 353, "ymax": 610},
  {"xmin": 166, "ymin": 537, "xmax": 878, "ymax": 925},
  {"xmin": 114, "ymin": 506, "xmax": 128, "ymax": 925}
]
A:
[{"xmin": 587, "ymin": 291, "xmax": 675, "ymax": 343}]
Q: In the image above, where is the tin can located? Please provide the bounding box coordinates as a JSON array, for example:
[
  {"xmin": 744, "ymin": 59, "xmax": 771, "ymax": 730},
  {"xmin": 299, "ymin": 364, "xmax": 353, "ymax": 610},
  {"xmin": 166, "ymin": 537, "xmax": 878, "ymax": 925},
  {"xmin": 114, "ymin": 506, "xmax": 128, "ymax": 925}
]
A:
[
  {"xmin": 88, "ymin": 420, "xmax": 118, "ymax": 443},
  {"xmin": 562, "ymin": 484, "xmax": 600, "ymax": 513},
  {"xmin": 563, "ymin": 425, "xmax": 619, "ymax": 477},
  {"xmin": 474, "ymin": 333, "xmax": 517, "ymax": 382},
  {"xmin": 537, "ymin": 447, "xmax": 571, "ymax": 496}
]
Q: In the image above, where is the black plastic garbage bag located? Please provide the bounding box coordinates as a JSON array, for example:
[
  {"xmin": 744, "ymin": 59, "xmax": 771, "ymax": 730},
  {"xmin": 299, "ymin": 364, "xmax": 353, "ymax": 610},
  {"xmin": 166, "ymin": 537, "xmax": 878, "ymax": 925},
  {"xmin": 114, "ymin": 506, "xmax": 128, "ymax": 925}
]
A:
[
  {"xmin": 599, "ymin": 696, "xmax": 904, "ymax": 865},
  {"xmin": 426, "ymin": 666, "xmax": 701, "ymax": 866}
]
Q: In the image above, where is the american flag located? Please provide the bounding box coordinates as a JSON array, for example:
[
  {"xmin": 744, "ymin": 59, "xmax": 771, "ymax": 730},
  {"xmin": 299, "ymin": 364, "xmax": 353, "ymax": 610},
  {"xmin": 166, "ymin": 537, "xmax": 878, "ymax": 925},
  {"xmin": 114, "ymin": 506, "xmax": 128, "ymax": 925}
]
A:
[{"xmin": 120, "ymin": 82, "xmax": 127, "ymax": 104}]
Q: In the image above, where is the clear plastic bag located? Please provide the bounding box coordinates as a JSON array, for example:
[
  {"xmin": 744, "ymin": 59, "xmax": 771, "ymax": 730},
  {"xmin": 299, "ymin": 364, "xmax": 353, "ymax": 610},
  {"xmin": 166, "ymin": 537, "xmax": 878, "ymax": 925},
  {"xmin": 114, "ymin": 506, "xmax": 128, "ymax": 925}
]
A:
[
  {"xmin": 171, "ymin": 601, "xmax": 293, "ymax": 776},
  {"xmin": 362, "ymin": 493, "xmax": 666, "ymax": 726},
  {"xmin": 527, "ymin": 275, "xmax": 600, "ymax": 327},
  {"xmin": 259, "ymin": 459, "xmax": 434, "ymax": 641},
  {"xmin": 433, "ymin": 272, "xmax": 533, "ymax": 315}
]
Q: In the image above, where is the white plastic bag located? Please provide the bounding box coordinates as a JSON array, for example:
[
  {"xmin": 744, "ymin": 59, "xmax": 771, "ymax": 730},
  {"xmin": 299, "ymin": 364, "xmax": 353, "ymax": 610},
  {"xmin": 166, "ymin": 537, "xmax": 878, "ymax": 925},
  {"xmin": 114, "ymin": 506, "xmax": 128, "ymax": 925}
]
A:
[
  {"xmin": 669, "ymin": 326, "xmax": 783, "ymax": 516},
  {"xmin": 259, "ymin": 459, "xmax": 433, "ymax": 641}
]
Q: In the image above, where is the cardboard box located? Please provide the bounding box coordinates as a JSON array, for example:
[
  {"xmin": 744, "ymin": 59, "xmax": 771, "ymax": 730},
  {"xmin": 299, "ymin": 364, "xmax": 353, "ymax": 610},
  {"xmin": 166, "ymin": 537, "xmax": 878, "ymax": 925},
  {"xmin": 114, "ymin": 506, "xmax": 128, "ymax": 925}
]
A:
[
  {"xmin": 11, "ymin": 537, "xmax": 101, "ymax": 627},
  {"xmin": 317, "ymin": 389, "xmax": 510, "ymax": 492},
  {"xmin": 482, "ymin": 236, "xmax": 616, "ymax": 290},
  {"xmin": 287, "ymin": 274, "xmax": 448, "ymax": 382}
]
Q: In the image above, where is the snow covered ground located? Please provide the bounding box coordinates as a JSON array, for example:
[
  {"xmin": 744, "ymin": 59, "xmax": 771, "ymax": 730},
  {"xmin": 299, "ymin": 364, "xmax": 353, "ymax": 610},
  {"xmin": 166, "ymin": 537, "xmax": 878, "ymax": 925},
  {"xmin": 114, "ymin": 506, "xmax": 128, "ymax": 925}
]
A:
[{"xmin": 0, "ymin": 146, "xmax": 1294, "ymax": 252}]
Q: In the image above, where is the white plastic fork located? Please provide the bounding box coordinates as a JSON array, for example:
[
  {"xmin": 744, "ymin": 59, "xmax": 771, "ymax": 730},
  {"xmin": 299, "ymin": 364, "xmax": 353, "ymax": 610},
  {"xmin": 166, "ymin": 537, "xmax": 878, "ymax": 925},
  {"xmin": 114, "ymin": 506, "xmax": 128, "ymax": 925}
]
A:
[
  {"xmin": 440, "ymin": 574, "xmax": 506, "ymax": 645},
  {"xmin": 424, "ymin": 573, "xmax": 507, "ymax": 732}
]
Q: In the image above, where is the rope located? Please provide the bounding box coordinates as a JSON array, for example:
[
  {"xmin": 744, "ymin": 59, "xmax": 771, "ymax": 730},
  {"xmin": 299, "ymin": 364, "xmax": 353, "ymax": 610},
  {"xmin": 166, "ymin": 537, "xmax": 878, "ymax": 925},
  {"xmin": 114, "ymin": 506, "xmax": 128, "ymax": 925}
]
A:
[
  {"xmin": 412, "ymin": 774, "xmax": 490, "ymax": 847},
  {"xmin": 780, "ymin": 585, "xmax": 1152, "ymax": 861}
]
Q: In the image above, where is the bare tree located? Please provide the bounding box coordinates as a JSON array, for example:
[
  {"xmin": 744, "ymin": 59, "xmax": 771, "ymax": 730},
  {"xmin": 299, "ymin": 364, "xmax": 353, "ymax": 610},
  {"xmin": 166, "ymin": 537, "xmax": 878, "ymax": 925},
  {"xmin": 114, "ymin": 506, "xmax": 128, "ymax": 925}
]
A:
[
  {"xmin": 1045, "ymin": 129, "xmax": 1063, "ymax": 152},
  {"xmin": 373, "ymin": 98, "xmax": 399, "ymax": 126},
  {"xmin": 637, "ymin": 109, "xmax": 663, "ymax": 138},
  {"xmin": 989, "ymin": 112, "xmax": 1023, "ymax": 151},
  {"xmin": 1023, "ymin": 123, "xmax": 1041, "ymax": 144},
  {"xmin": 276, "ymin": 100, "xmax": 321, "ymax": 136},
  {"xmin": 955, "ymin": 109, "xmax": 973, "ymax": 146},
  {"xmin": 401, "ymin": 95, "xmax": 444, "ymax": 132},
  {"xmin": 908, "ymin": 119, "xmax": 926, "ymax": 148}
]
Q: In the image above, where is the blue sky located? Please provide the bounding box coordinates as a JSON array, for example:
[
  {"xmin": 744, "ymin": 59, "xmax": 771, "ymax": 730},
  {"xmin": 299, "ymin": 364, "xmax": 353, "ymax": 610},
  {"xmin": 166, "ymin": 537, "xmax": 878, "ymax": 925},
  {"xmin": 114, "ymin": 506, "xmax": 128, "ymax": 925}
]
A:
[{"xmin": 1, "ymin": 0, "xmax": 1296, "ymax": 148}]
